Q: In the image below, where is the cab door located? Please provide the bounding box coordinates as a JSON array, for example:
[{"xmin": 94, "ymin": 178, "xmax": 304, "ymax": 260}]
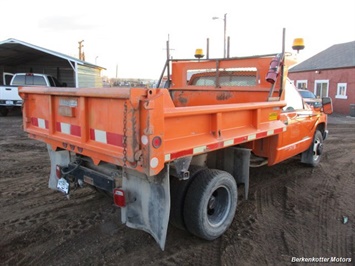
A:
[{"xmin": 277, "ymin": 81, "xmax": 317, "ymax": 160}]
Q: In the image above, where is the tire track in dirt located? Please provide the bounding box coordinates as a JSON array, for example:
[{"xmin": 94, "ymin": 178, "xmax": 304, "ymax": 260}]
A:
[
  {"xmin": 277, "ymin": 123, "xmax": 355, "ymax": 260},
  {"xmin": 1, "ymin": 189, "xmax": 102, "ymax": 228},
  {"xmin": 221, "ymin": 207, "xmax": 261, "ymax": 266},
  {"xmin": 312, "ymin": 166, "xmax": 354, "ymax": 259},
  {"xmin": 0, "ymin": 142, "xmax": 47, "ymax": 153},
  {"xmin": 147, "ymin": 238, "xmax": 222, "ymax": 266},
  {"xmin": 0, "ymin": 193, "xmax": 119, "ymax": 265},
  {"xmin": 281, "ymin": 182, "xmax": 306, "ymax": 258},
  {"xmin": 221, "ymin": 166, "xmax": 297, "ymax": 265}
]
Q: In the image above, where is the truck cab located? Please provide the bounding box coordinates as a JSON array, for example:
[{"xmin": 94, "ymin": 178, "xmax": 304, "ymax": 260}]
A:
[{"xmin": 252, "ymin": 78, "xmax": 330, "ymax": 167}]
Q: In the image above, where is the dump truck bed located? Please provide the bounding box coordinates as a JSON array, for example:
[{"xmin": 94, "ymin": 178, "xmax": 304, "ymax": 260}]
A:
[{"xmin": 20, "ymin": 84, "xmax": 286, "ymax": 177}]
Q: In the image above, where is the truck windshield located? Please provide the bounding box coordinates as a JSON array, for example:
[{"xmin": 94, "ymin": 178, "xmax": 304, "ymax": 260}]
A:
[{"xmin": 188, "ymin": 69, "xmax": 257, "ymax": 87}]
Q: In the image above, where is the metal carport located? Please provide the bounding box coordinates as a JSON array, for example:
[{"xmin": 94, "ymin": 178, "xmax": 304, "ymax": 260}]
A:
[{"xmin": 0, "ymin": 38, "xmax": 105, "ymax": 88}]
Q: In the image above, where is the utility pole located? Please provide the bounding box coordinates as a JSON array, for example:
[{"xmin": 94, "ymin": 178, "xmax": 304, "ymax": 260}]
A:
[
  {"xmin": 164, "ymin": 34, "xmax": 175, "ymax": 59},
  {"xmin": 78, "ymin": 40, "xmax": 84, "ymax": 60},
  {"xmin": 223, "ymin": 13, "xmax": 227, "ymax": 58},
  {"xmin": 212, "ymin": 13, "xmax": 227, "ymax": 58}
]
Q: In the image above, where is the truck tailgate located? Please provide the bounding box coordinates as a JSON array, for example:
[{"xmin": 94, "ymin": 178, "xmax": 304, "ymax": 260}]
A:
[
  {"xmin": 0, "ymin": 86, "xmax": 22, "ymax": 104},
  {"xmin": 19, "ymin": 86, "xmax": 145, "ymax": 168}
]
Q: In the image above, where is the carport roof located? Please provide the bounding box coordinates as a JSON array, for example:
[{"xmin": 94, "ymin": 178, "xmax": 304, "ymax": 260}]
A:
[{"xmin": 0, "ymin": 38, "xmax": 105, "ymax": 70}]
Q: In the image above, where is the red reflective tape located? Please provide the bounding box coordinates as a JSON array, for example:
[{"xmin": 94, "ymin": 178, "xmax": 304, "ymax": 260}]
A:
[
  {"xmin": 70, "ymin": 125, "xmax": 81, "ymax": 137},
  {"xmin": 256, "ymin": 131, "xmax": 268, "ymax": 138},
  {"xmin": 31, "ymin": 117, "xmax": 38, "ymax": 126},
  {"xmin": 56, "ymin": 122, "xmax": 81, "ymax": 137},
  {"xmin": 207, "ymin": 142, "xmax": 222, "ymax": 150},
  {"xmin": 274, "ymin": 128, "xmax": 284, "ymax": 134},
  {"xmin": 55, "ymin": 122, "xmax": 61, "ymax": 132},
  {"xmin": 31, "ymin": 117, "xmax": 48, "ymax": 129},
  {"xmin": 170, "ymin": 149, "xmax": 193, "ymax": 160},
  {"xmin": 89, "ymin": 128, "xmax": 95, "ymax": 140},
  {"xmin": 234, "ymin": 136, "xmax": 247, "ymax": 144},
  {"xmin": 106, "ymin": 132, "xmax": 123, "ymax": 147}
]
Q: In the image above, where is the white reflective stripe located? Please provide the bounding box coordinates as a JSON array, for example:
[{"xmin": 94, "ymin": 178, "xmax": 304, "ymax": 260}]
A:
[
  {"xmin": 165, "ymin": 154, "xmax": 171, "ymax": 161},
  {"xmin": 61, "ymin": 123, "xmax": 71, "ymax": 134},
  {"xmin": 193, "ymin": 145, "xmax": 206, "ymax": 154},
  {"xmin": 38, "ymin": 118, "xmax": 46, "ymax": 129},
  {"xmin": 248, "ymin": 134, "xmax": 256, "ymax": 141},
  {"xmin": 94, "ymin": 129, "xmax": 107, "ymax": 143},
  {"xmin": 223, "ymin": 139, "xmax": 234, "ymax": 147},
  {"xmin": 164, "ymin": 128, "xmax": 287, "ymax": 163}
]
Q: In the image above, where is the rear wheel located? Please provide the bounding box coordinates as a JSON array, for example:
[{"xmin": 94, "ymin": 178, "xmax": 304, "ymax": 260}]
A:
[
  {"xmin": 169, "ymin": 165, "xmax": 206, "ymax": 230},
  {"xmin": 183, "ymin": 169, "xmax": 237, "ymax": 240}
]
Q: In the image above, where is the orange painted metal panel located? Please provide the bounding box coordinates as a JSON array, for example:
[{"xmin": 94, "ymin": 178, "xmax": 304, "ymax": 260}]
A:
[{"xmin": 19, "ymin": 55, "xmax": 312, "ymax": 177}]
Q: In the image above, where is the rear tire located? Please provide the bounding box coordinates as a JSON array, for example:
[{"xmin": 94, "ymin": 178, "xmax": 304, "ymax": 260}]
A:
[
  {"xmin": 183, "ymin": 169, "xmax": 237, "ymax": 240},
  {"xmin": 169, "ymin": 165, "xmax": 206, "ymax": 230}
]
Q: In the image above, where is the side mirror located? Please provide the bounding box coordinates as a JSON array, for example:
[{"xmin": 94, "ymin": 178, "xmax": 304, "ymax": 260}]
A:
[{"xmin": 322, "ymin": 97, "xmax": 333, "ymax": 114}]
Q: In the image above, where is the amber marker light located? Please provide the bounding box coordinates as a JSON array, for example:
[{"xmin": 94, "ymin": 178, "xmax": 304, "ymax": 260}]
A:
[
  {"xmin": 292, "ymin": 38, "xmax": 305, "ymax": 53},
  {"xmin": 194, "ymin": 48, "xmax": 204, "ymax": 59}
]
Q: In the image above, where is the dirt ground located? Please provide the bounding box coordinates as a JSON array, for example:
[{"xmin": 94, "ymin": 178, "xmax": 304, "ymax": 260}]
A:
[{"xmin": 1, "ymin": 109, "xmax": 354, "ymax": 266}]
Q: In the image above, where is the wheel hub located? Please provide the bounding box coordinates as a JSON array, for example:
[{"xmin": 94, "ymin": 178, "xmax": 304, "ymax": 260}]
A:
[{"xmin": 208, "ymin": 195, "xmax": 216, "ymax": 210}]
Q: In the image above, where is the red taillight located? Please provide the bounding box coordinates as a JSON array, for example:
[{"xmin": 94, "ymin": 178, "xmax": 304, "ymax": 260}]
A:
[
  {"xmin": 113, "ymin": 188, "xmax": 126, "ymax": 207},
  {"xmin": 56, "ymin": 165, "xmax": 62, "ymax": 179},
  {"xmin": 152, "ymin": 136, "xmax": 162, "ymax": 148}
]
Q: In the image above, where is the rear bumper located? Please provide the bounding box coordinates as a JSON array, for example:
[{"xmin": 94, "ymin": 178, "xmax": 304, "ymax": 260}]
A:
[{"xmin": 0, "ymin": 100, "xmax": 23, "ymax": 107}]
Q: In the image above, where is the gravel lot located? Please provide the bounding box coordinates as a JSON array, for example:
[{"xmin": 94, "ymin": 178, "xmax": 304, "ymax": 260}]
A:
[{"xmin": 1, "ymin": 110, "xmax": 354, "ymax": 265}]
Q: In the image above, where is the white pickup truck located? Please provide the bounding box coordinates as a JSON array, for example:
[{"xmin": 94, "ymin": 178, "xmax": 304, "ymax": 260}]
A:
[{"xmin": 0, "ymin": 73, "xmax": 65, "ymax": 116}]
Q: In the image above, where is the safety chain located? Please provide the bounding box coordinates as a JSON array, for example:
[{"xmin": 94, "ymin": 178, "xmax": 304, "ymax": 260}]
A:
[{"xmin": 122, "ymin": 101, "xmax": 128, "ymax": 179}]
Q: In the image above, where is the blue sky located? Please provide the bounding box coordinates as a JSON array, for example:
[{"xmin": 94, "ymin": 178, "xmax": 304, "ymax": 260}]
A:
[{"xmin": 1, "ymin": 0, "xmax": 354, "ymax": 79}]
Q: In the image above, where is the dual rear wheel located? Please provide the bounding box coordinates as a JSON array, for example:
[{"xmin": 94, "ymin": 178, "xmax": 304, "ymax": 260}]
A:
[{"xmin": 170, "ymin": 167, "xmax": 238, "ymax": 240}]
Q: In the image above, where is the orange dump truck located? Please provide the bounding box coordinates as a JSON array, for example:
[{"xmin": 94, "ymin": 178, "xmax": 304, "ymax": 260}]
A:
[{"xmin": 19, "ymin": 40, "xmax": 333, "ymax": 250}]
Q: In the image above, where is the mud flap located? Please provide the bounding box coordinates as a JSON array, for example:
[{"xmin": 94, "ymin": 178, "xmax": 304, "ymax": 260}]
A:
[
  {"xmin": 121, "ymin": 165, "xmax": 170, "ymax": 250},
  {"xmin": 222, "ymin": 147, "xmax": 251, "ymax": 200},
  {"xmin": 233, "ymin": 147, "xmax": 251, "ymax": 200},
  {"xmin": 47, "ymin": 145, "xmax": 70, "ymax": 190}
]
